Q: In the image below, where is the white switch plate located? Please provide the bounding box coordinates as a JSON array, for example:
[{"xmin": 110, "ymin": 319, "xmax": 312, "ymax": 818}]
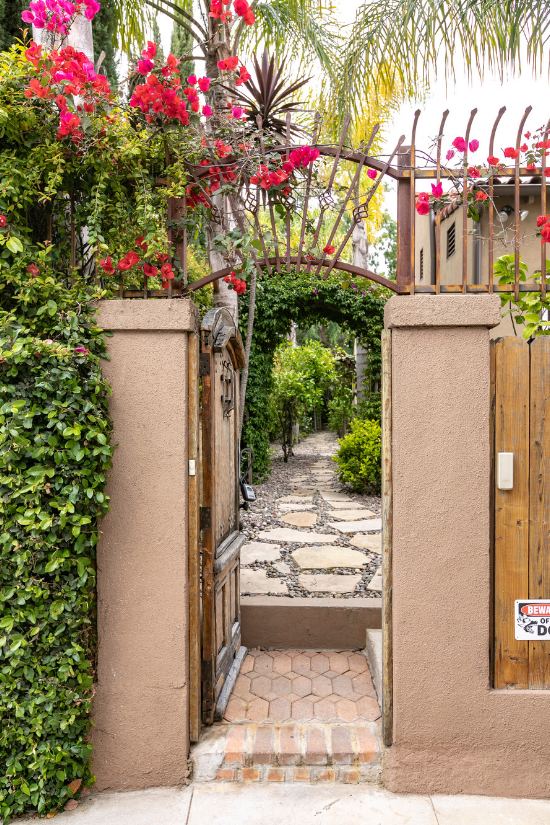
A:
[
  {"xmin": 189, "ymin": 460, "xmax": 196, "ymax": 476},
  {"xmin": 497, "ymin": 452, "xmax": 513, "ymax": 490}
]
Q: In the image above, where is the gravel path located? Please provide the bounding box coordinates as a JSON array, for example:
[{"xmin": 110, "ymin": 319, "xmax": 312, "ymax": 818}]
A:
[{"xmin": 240, "ymin": 430, "xmax": 382, "ymax": 599}]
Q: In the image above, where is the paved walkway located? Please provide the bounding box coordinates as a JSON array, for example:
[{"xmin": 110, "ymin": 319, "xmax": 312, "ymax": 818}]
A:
[
  {"xmin": 21, "ymin": 784, "xmax": 550, "ymax": 824},
  {"xmin": 240, "ymin": 431, "xmax": 382, "ymax": 598}
]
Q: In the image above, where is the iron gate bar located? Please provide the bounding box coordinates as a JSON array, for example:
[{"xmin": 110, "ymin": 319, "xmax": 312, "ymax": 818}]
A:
[{"xmin": 488, "ymin": 107, "xmax": 507, "ymax": 295}]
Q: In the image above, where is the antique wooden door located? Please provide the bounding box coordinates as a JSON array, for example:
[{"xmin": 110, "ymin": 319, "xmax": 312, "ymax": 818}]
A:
[{"xmin": 200, "ymin": 308, "xmax": 247, "ymax": 724}]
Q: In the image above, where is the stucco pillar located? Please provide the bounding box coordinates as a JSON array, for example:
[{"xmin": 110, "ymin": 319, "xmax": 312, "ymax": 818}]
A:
[
  {"xmin": 92, "ymin": 300, "xmax": 199, "ymax": 791},
  {"xmin": 382, "ymin": 295, "xmax": 550, "ymax": 798}
]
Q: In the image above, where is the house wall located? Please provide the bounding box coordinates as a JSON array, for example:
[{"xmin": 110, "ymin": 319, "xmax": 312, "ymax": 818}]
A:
[
  {"xmin": 92, "ymin": 299, "xmax": 199, "ymax": 791},
  {"xmin": 384, "ymin": 294, "xmax": 550, "ymax": 798}
]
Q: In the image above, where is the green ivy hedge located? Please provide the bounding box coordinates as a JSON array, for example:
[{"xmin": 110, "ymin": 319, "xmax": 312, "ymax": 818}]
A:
[{"xmin": 0, "ymin": 254, "xmax": 113, "ymax": 820}]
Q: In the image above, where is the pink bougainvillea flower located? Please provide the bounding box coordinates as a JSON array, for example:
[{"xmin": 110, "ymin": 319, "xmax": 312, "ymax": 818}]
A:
[
  {"xmin": 187, "ymin": 74, "xmax": 197, "ymax": 85},
  {"xmin": 475, "ymin": 191, "xmax": 488, "ymax": 201},
  {"xmin": 446, "ymin": 149, "xmax": 455, "ymax": 161},
  {"xmin": 415, "ymin": 197, "xmax": 430, "ymax": 216},
  {"xmin": 468, "ymin": 166, "xmax": 481, "ymax": 179},
  {"xmin": 142, "ymin": 41, "xmax": 157, "ymax": 59},
  {"xmin": 417, "ymin": 191, "xmax": 430, "ymax": 202},
  {"xmin": 75, "ymin": 346, "xmax": 88, "ymax": 354},
  {"xmin": 487, "ymin": 155, "xmax": 500, "ymax": 166},
  {"xmin": 504, "ymin": 147, "xmax": 519, "ymax": 159},
  {"xmin": 431, "ymin": 181, "xmax": 443, "ymax": 198},
  {"xmin": 367, "ymin": 169, "xmax": 377, "ymax": 180},
  {"xmin": 83, "ymin": 0, "xmax": 100, "ymax": 20},
  {"xmin": 452, "ymin": 136, "xmax": 467, "ymax": 152},
  {"xmin": 137, "ymin": 59, "xmax": 154, "ymax": 75},
  {"xmin": 198, "ymin": 77, "xmax": 210, "ymax": 92},
  {"xmin": 469, "ymin": 139, "xmax": 479, "ymax": 152},
  {"xmin": 98, "ymin": 256, "xmax": 114, "ymax": 274},
  {"xmin": 0, "ymin": 215, "xmax": 6, "ymax": 227},
  {"xmin": 27, "ymin": 264, "xmax": 39, "ymax": 276},
  {"xmin": 537, "ymin": 215, "xmax": 550, "ymax": 228},
  {"xmin": 231, "ymin": 106, "xmax": 243, "ymax": 119},
  {"xmin": 323, "ymin": 244, "xmax": 336, "ymax": 255},
  {"xmin": 202, "ymin": 104, "xmax": 212, "ymax": 116}
]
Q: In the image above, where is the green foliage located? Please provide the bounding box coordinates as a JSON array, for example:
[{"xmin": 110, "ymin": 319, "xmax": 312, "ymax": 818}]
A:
[
  {"xmin": 327, "ymin": 352, "xmax": 356, "ymax": 436},
  {"xmin": 0, "ymin": 250, "xmax": 113, "ymax": 820},
  {"xmin": 0, "ymin": 0, "xmax": 27, "ymax": 53},
  {"xmin": 494, "ymin": 253, "xmax": 550, "ymax": 339},
  {"xmin": 271, "ymin": 340, "xmax": 335, "ymax": 460},
  {"xmin": 333, "ymin": 418, "xmax": 381, "ymax": 494},
  {"xmin": 369, "ymin": 210, "xmax": 397, "ymax": 281},
  {"xmin": 239, "ymin": 267, "xmax": 387, "ymax": 478},
  {"xmin": 170, "ymin": 19, "xmax": 194, "ymax": 76}
]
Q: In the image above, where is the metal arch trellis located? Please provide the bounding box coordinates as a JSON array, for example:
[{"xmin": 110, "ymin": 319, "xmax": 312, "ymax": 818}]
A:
[{"xmin": 117, "ymin": 104, "xmax": 550, "ymax": 301}]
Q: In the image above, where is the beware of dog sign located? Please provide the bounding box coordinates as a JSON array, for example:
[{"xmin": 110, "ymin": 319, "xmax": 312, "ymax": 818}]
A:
[{"xmin": 515, "ymin": 601, "xmax": 550, "ymax": 639}]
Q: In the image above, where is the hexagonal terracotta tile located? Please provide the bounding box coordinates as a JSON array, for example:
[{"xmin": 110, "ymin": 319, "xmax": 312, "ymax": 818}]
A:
[
  {"xmin": 269, "ymin": 697, "xmax": 291, "ymax": 722},
  {"xmin": 328, "ymin": 652, "xmax": 350, "ymax": 674},
  {"xmin": 250, "ymin": 675, "xmax": 272, "ymax": 697},
  {"xmin": 241, "ymin": 656, "xmax": 255, "ymax": 675},
  {"xmin": 311, "ymin": 675, "xmax": 332, "ymax": 698},
  {"xmin": 232, "ymin": 675, "xmax": 252, "ymax": 697},
  {"xmin": 356, "ymin": 695, "xmax": 381, "ymax": 720},
  {"xmin": 254, "ymin": 654, "xmax": 274, "ymax": 675},
  {"xmin": 292, "ymin": 654, "xmax": 316, "ymax": 677},
  {"xmin": 313, "ymin": 698, "xmax": 337, "ymax": 721},
  {"xmin": 292, "ymin": 675, "xmax": 312, "ymax": 697},
  {"xmin": 291, "ymin": 698, "xmax": 314, "ymax": 720},
  {"xmin": 352, "ymin": 671, "xmax": 376, "ymax": 696},
  {"xmin": 224, "ymin": 696, "xmax": 248, "ymax": 722},
  {"xmin": 332, "ymin": 674, "xmax": 354, "ymax": 698},
  {"xmin": 335, "ymin": 698, "xmax": 359, "ymax": 722},
  {"xmin": 310, "ymin": 654, "xmax": 330, "ymax": 674},
  {"xmin": 272, "ymin": 653, "xmax": 292, "ymax": 675},
  {"xmin": 347, "ymin": 653, "xmax": 368, "ymax": 673},
  {"xmin": 271, "ymin": 676, "xmax": 292, "ymax": 696},
  {"xmin": 245, "ymin": 697, "xmax": 269, "ymax": 722}
]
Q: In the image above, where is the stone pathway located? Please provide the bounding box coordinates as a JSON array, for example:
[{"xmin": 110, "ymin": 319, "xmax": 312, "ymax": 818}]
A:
[{"xmin": 240, "ymin": 431, "xmax": 382, "ymax": 598}]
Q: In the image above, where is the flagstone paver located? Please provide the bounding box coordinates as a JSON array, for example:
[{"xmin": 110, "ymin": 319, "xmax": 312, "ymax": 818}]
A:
[
  {"xmin": 280, "ymin": 512, "xmax": 317, "ymax": 527},
  {"xmin": 276, "ymin": 503, "xmax": 315, "ymax": 511},
  {"xmin": 367, "ymin": 566, "xmax": 382, "ymax": 592},
  {"xmin": 291, "ymin": 546, "xmax": 370, "ymax": 569},
  {"xmin": 319, "ymin": 491, "xmax": 355, "ymax": 502},
  {"xmin": 241, "ymin": 543, "xmax": 282, "ymax": 564},
  {"xmin": 240, "ymin": 569, "xmax": 288, "ymax": 594},
  {"xmin": 278, "ymin": 495, "xmax": 313, "ymax": 502},
  {"xmin": 351, "ymin": 534, "xmax": 382, "ymax": 551},
  {"xmin": 328, "ymin": 509, "xmax": 376, "ymax": 520},
  {"xmin": 326, "ymin": 501, "xmax": 370, "ymax": 510},
  {"xmin": 328, "ymin": 518, "xmax": 382, "ymax": 533},
  {"xmin": 298, "ymin": 573, "xmax": 363, "ymax": 594},
  {"xmin": 257, "ymin": 528, "xmax": 338, "ymax": 543}
]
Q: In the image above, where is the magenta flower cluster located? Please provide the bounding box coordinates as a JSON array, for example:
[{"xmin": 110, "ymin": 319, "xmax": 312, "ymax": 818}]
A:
[{"xmin": 22, "ymin": 0, "xmax": 100, "ymax": 37}]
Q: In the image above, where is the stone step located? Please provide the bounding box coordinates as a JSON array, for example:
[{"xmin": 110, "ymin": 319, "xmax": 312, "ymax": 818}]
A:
[{"xmin": 190, "ymin": 722, "xmax": 381, "ymax": 784}]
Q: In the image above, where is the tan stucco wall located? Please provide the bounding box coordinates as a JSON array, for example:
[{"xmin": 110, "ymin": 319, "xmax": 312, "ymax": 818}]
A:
[
  {"xmin": 92, "ymin": 300, "xmax": 199, "ymax": 791},
  {"xmin": 384, "ymin": 294, "xmax": 550, "ymax": 799}
]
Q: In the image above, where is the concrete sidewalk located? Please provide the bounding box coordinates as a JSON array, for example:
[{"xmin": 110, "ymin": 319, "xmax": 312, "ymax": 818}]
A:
[{"xmin": 15, "ymin": 784, "xmax": 550, "ymax": 824}]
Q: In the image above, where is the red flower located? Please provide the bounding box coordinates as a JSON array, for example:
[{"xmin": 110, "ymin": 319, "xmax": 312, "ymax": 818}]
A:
[
  {"xmin": 0, "ymin": 215, "xmax": 5, "ymax": 227},
  {"xmin": 452, "ymin": 136, "xmax": 467, "ymax": 152},
  {"xmin": 235, "ymin": 65, "xmax": 251, "ymax": 85},
  {"xmin": 323, "ymin": 245, "xmax": 336, "ymax": 255},
  {"xmin": 161, "ymin": 263, "xmax": 174, "ymax": 279},
  {"xmin": 143, "ymin": 263, "xmax": 158, "ymax": 277},
  {"xmin": 142, "ymin": 41, "xmax": 157, "ymax": 59},
  {"xmin": 157, "ymin": 253, "xmax": 170, "ymax": 263},
  {"xmin": 504, "ymin": 147, "xmax": 519, "ymax": 159},
  {"xmin": 527, "ymin": 163, "xmax": 537, "ymax": 171},
  {"xmin": 136, "ymin": 236, "xmax": 148, "ymax": 252},
  {"xmin": 541, "ymin": 224, "xmax": 550, "ymax": 243},
  {"xmin": 520, "ymin": 143, "xmax": 528, "ymax": 153},
  {"xmin": 469, "ymin": 139, "xmax": 479, "ymax": 152},
  {"xmin": 475, "ymin": 191, "xmax": 488, "ymax": 201},
  {"xmin": 198, "ymin": 77, "xmax": 210, "ymax": 92},
  {"xmin": 431, "ymin": 182, "xmax": 443, "ymax": 198},
  {"xmin": 117, "ymin": 257, "xmax": 132, "ymax": 271},
  {"xmin": 487, "ymin": 156, "xmax": 500, "ymax": 166},
  {"xmin": 416, "ymin": 199, "xmax": 430, "ymax": 216},
  {"xmin": 187, "ymin": 74, "xmax": 197, "ymax": 85},
  {"xmin": 417, "ymin": 191, "xmax": 430, "ymax": 202},
  {"xmin": 99, "ymin": 256, "xmax": 114, "ymax": 274},
  {"xmin": 126, "ymin": 250, "xmax": 140, "ymax": 266},
  {"xmin": 537, "ymin": 215, "xmax": 549, "ymax": 228},
  {"xmin": 138, "ymin": 59, "xmax": 154, "ymax": 75},
  {"xmin": 367, "ymin": 169, "xmax": 377, "ymax": 180},
  {"xmin": 525, "ymin": 131, "xmax": 531, "ymax": 139},
  {"xmin": 468, "ymin": 166, "xmax": 481, "ymax": 179},
  {"xmin": 27, "ymin": 264, "xmax": 39, "ymax": 277}
]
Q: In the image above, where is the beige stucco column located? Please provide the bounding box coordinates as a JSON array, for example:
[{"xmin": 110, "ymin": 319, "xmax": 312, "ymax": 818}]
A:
[
  {"xmin": 383, "ymin": 295, "xmax": 550, "ymax": 799},
  {"xmin": 92, "ymin": 300, "xmax": 199, "ymax": 791}
]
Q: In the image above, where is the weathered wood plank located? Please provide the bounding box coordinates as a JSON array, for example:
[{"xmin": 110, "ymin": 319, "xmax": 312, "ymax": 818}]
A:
[
  {"xmin": 381, "ymin": 329, "xmax": 393, "ymax": 745},
  {"xmin": 188, "ymin": 332, "xmax": 202, "ymax": 741},
  {"xmin": 494, "ymin": 337, "xmax": 530, "ymax": 689},
  {"xmin": 529, "ymin": 336, "xmax": 550, "ymax": 688}
]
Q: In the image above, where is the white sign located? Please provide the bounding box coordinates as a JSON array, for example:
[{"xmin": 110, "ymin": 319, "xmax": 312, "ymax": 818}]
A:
[{"xmin": 515, "ymin": 600, "xmax": 550, "ymax": 639}]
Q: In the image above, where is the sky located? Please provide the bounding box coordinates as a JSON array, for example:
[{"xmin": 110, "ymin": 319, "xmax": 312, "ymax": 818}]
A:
[{"xmin": 154, "ymin": 1, "xmax": 550, "ymax": 218}]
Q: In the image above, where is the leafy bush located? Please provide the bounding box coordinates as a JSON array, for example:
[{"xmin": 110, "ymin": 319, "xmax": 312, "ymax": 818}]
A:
[
  {"xmin": 0, "ymin": 253, "xmax": 113, "ymax": 820},
  {"xmin": 333, "ymin": 419, "xmax": 382, "ymax": 494}
]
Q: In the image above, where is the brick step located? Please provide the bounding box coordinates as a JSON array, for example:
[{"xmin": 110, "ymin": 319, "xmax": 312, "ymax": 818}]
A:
[{"xmin": 190, "ymin": 722, "xmax": 381, "ymax": 784}]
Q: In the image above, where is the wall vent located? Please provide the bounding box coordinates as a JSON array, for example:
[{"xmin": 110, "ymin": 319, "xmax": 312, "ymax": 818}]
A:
[
  {"xmin": 447, "ymin": 222, "xmax": 456, "ymax": 259},
  {"xmin": 420, "ymin": 248, "xmax": 424, "ymax": 280}
]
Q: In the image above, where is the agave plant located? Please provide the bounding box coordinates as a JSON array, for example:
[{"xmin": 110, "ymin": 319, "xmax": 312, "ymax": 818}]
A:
[{"xmin": 223, "ymin": 50, "xmax": 311, "ymax": 137}]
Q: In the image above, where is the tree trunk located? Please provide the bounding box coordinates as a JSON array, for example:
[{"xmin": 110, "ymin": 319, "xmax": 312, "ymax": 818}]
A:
[{"xmin": 33, "ymin": 13, "xmax": 94, "ymax": 60}]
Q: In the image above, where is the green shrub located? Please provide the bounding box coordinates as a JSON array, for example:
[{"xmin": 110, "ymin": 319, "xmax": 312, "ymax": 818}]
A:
[{"xmin": 333, "ymin": 419, "xmax": 382, "ymax": 494}]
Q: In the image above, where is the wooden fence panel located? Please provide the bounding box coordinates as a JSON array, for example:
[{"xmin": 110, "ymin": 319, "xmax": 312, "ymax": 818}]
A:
[
  {"xmin": 529, "ymin": 337, "xmax": 550, "ymax": 688},
  {"xmin": 494, "ymin": 337, "xmax": 530, "ymax": 689}
]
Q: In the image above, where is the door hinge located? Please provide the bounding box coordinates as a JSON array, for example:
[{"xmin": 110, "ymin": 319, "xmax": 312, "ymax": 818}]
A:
[
  {"xmin": 199, "ymin": 353, "xmax": 210, "ymax": 376},
  {"xmin": 200, "ymin": 506, "xmax": 211, "ymax": 529}
]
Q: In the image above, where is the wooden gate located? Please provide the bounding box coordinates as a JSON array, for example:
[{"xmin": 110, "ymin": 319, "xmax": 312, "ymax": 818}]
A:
[
  {"xmin": 493, "ymin": 336, "xmax": 550, "ymax": 689},
  {"xmin": 197, "ymin": 308, "xmax": 247, "ymax": 725}
]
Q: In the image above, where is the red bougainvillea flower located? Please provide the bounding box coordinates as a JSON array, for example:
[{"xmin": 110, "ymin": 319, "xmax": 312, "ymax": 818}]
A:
[
  {"xmin": 161, "ymin": 263, "xmax": 174, "ymax": 279},
  {"xmin": 431, "ymin": 182, "xmax": 443, "ymax": 198},
  {"xmin": 525, "ymin": 131, "xmax": 532, "ymax": 139},
  {"xmin": 446, "ymin": 149, "xmax": 455, "ymax": 161},
  {"xmin": 187, "ymin": 75, "xmax": 197, "ymax": 85},
  {"xmin": 520, "ymin": 143, "xmax": 528, "ymax": 153},
  {"xmin": 142, "ymin": 41, "xmax": 157, "ymax": 59},
  {"xmin": 231, "ymin": 106, "xmax": 243, "ymax": 119},
  {"xmin": 75, "ymin": 346, "xmax": 88, "ymax": 355},
  {"xmin": 323, "ymin": 245, "xmax": 336, "ymax": 255},
  {"xmin": 138, "ymin": 58, "xmax": 154, "ymax": 75},
  {"xmin": 27, "ymin": 264, "xmax": 39, "ymax": 276},
  {"xmin": 468, "ymin": 166, "xmax": 481, "ymax": 179},
  {"xmin": 236, "ymin": 65, "xmax": 251, "ymax": 85},
  {"xmin": 202, "ymin": 104, "xmax": 212, "ymax": 117},
  {"xmin": 469, "ymin": 139, "xmax": 479, "ymax": 152},
  {"xmin": 541, "ymin": 224, "xmax": 550, "ymax": 243},
  {"xmin": 367, "ymin": 169, "xmax": 377, "ymax": 180},
  {"xmin": 475, "ymin": 191, "xmax": 488, "ymax": 201},
  {"xmin": 98, "ymin": 256, "xmax": 114, "ymax": 274},
  {"xmin": 415, "ymin": 196, "xmax": 430, "ymax": 216},
  {"xmin": 198, "ymin": 77, "xmax": 210, "ymax": 92},
  {"xmin": 417, "ymin": 192, "xmax": 430, "ymax": 202},
  {"xmin": 504, "ymin": 147, "xmax": 519, "ymax": 159},
  {"xmin": 218, "ymin": 56, "xmax": 239, "ymax": 71},
  {"xmin": 234, "ymin": 0, "xmax": 255, "ymax": 23},
  {"xmin": 487, "ymin": 156, "xmax": 500, "ymax": 166},
  {"xmin": 0, "ymin": 215, "xmax": 6, "ymax": 227},
  {"xmin": 452, "ymin": 136, "xmax": 467, "ymax": 152},
  {"xmin": 527, "ymin": 163, "xmax": 537, "ymax": 171},
  {"xmin": 143, "ymin": 263, "xmax": 158, "ymax": 277},
  {"xmin": 537, "ymin": 215, "xmax": 550, "ymax": 227}
]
